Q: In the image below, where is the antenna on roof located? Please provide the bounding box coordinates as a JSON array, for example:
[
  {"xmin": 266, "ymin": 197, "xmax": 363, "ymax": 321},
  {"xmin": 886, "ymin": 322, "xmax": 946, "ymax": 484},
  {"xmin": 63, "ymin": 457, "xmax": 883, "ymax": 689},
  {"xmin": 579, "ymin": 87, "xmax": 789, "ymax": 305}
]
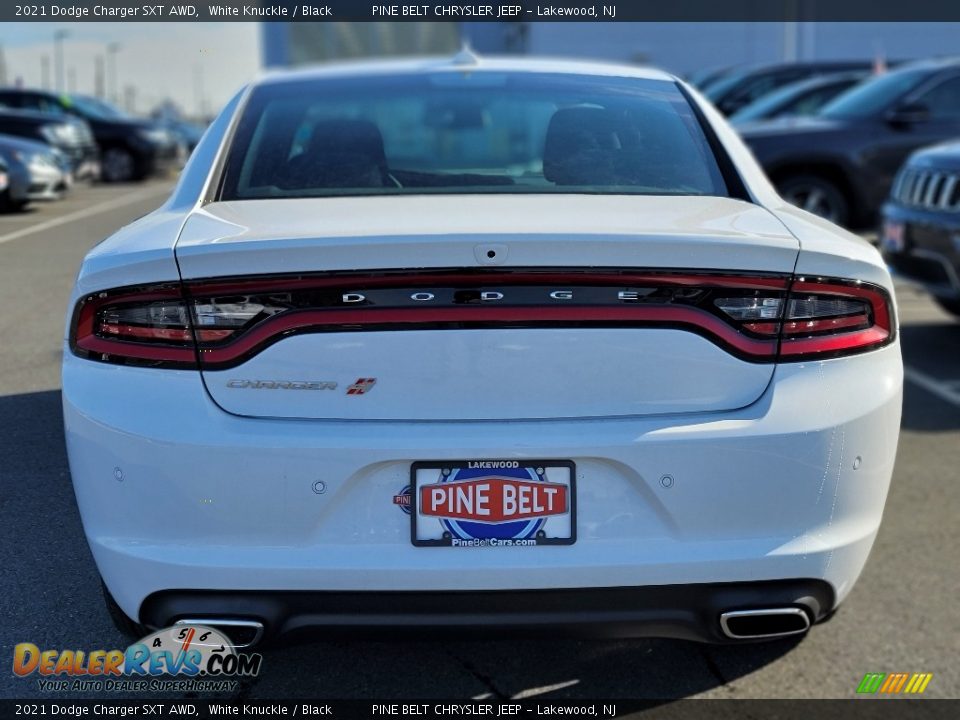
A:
[{"xmin": 451, "ymin": 41, "xmax": 480, "ymax": 67}]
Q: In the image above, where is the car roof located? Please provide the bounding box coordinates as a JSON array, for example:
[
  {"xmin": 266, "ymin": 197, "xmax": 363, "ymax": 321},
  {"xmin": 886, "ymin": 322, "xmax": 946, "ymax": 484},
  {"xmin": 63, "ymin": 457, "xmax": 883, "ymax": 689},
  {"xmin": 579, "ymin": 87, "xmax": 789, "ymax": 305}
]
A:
[
  {"xmin": 0, "ymin": 87, "xmax": 58, "ymax": 97},
  {"xmin": 254, "ymin": 54, "xmax": 676, "ymax": 89},
  {"xmin": 0, "ymin": 132, "xmax": 55, "ymax": 152},
  {"xmin": 779, "ymin": 71, "xmax": 868, "ymax": 90},
  {"xmin": 0, "ymin": 107, "xmax": 63, "ymax": 122},
  {"xmin": 727, "ymin": 60, "xmax": 873, "ymax": 76},
  {"xmin": 895, "ymin": 56, "xmax": 960, "ymax": 72}
]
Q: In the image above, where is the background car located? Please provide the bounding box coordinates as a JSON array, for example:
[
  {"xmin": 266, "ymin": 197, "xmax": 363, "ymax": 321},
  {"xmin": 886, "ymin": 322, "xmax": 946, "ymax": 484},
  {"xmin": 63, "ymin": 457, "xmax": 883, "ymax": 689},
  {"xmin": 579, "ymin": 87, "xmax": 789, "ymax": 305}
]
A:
[
  {"xmin": 159, "ymin": 118, "xmax": 206, "ymax": 157},
  {"xmin": 686, "ymin": 65, "xmax": 738, "ymax": 92},
  {"xmin": 704, "ymin": 60, "xmax": 876, "ymax": 116},
  {"xmin": 0, "ymin": 133, "xmax": 69, "ymax": 209},
  {"xmin": 730, "ymin": 72, "xmax": 867, "ymax": 124},
  {"xmin": 63, "ymin": 57, "xmax": 901, "ymax": 648},
  {"xmin": 737, "ymin": 57, "xmax": 960, "ymax": 228},
  {"xmin": 0, "ymin": 154, "xmax": 28, "ymax": 211},
  {"xmin": 0, "ymin": 108, "xmax": 98, "ymax": 182},
  {"xmin": 0, "ymin": 89, "xmax": 179, "ymax": 182},
  {"xmin": 881, "ymin": 141, "xmax": 960, "ymax": 319}
]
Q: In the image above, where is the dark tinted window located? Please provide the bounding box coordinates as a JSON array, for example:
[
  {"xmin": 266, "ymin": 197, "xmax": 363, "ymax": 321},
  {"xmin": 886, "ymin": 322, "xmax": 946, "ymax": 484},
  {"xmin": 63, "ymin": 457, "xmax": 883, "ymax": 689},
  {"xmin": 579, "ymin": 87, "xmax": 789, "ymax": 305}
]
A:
[
  {"xmin": 17, "ymin": 93, "xmax": 66, "ymax": 115},
  {"xmin": 821, "ymin": 68, "xmax": 931, "ymax": 118},
  {"xmin": 914, "ymin": 76, "xmax": 960, "ymax": 118},
  {"xmin": 220, "ymin": 72, "xmax": 728, "ymax": 200}
]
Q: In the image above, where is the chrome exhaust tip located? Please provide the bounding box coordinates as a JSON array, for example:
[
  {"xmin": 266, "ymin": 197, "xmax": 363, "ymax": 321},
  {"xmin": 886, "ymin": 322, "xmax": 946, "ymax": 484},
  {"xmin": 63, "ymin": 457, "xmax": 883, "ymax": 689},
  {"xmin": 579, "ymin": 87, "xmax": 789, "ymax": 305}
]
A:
[
  {"xmin": 173, "ymin": 618, "xmax": 265, "ymax": 649},
  {"xmin": 719, "ymin": 607, "xmax": 811, "ymax": 640}
]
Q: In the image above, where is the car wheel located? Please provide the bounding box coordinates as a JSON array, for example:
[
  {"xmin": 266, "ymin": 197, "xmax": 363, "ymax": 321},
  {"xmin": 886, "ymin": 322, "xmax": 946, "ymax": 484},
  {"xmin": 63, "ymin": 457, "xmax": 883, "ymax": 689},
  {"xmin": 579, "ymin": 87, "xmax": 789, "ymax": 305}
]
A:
[
  {"xmin": 101, "ymin": 147, "xmax": 136, "ymax": 183},
  {"xmin": 778, "ymin": 175, "xmax": 850, "ymax": 226},
  {"xmin": 934, "ymin": 296, "xmax": 960, "ymax": 318},
  {"xmin": 101, "ymin": 580, "xmax": 149, "ymax": 639},
  {"xmin": 0, "ymin": 190, "xmax": 28, "ymax": 212}
]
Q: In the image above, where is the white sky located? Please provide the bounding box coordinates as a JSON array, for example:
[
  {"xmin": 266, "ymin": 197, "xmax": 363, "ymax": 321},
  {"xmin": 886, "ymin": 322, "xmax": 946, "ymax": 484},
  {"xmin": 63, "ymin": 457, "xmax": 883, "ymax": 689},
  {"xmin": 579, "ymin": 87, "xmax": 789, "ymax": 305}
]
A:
[{"xmin": 0, "ymin": 22, "xmax": 261, "ymax": 118}]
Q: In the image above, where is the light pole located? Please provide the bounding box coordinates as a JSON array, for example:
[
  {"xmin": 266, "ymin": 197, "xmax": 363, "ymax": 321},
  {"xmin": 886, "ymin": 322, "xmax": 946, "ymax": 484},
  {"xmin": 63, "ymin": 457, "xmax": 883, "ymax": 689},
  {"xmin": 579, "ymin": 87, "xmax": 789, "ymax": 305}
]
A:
[
  {"xmin": 53, "ymin": 29, "xmax": 69, "ymax": 92},
  {"xmin": 94, "ymin": 56, "xmax": 105, "ymax": 99},
  {"xmin": 106, "ymin": 42, "xmax": 121, "ymax": 105}
]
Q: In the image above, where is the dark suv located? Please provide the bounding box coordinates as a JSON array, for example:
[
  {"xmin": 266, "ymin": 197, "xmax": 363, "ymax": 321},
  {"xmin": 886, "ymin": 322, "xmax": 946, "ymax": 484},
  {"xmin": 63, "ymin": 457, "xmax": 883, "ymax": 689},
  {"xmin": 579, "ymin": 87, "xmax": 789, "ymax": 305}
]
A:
[
  {"xmin": 0, "ymin": 89, "xmax": 179, "ymax": 182},
  {"xmin": 739, "ymin": 58, "xmax": 960, "ymax": 229},
  {"xmin": 705, "ymin": 61, "xmax": 875, "ymax": 116},
  {"xmin": 881, "ymin": 142, "xmax": 960, "ymax": 319}
]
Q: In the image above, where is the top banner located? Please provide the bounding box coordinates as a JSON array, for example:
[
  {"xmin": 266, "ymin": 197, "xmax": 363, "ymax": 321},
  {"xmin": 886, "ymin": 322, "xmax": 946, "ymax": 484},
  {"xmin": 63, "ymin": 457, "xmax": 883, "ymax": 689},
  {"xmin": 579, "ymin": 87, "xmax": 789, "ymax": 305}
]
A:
[{"xmin": 12, "ymin": 0, "xmax": 960, "ymax": 23}]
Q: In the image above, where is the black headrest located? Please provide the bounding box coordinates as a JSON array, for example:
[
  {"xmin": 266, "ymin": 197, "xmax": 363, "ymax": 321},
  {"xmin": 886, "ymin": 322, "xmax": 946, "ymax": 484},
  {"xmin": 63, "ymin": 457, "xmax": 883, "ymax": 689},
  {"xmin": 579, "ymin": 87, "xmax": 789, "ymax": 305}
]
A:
[
  {"xmin": 306, "ymin": 119, "xmax": 387, "ymax": 167},
  {"xmin": 543, "ymin": 107, "xmax": 623, "ymax": 185},
  {"xmin": 286, "ymin": 119, "xmax": 388, "ymax": 189}
]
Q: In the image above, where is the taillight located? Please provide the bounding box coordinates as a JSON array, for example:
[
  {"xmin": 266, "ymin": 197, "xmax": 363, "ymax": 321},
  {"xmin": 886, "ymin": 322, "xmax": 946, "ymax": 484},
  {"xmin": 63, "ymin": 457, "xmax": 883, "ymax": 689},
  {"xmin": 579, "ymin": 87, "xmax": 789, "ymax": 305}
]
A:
[
  {"xmin": 777, "ymin": 278, "xmax": 894, "ymax": 359},
  {"xmin": 70, "ymin": 285, "xmax": 198, "ymax": 368},
  {"xmin": 714, "ymin": 277, "xmax": 894, "ymax": 359},
  {"xmin": 69, "ymin": 271, "xmax": 895, "ymax": 369}
]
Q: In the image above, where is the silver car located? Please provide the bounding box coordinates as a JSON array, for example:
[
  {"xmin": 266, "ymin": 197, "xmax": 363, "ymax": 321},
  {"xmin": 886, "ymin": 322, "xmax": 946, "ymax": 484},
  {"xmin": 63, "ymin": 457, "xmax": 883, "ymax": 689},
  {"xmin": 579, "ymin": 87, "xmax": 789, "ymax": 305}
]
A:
[{"xmin": 0, "ymin": 133, "xmax": 69, "ymax": 210}]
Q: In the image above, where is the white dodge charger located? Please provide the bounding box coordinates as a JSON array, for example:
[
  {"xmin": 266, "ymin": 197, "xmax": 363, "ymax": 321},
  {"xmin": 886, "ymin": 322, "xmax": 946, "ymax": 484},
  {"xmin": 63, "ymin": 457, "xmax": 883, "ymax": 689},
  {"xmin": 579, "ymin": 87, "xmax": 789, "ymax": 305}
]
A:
[{"xmin": 63, "ymin": 56, "xmax": 902, "ymax": 646}]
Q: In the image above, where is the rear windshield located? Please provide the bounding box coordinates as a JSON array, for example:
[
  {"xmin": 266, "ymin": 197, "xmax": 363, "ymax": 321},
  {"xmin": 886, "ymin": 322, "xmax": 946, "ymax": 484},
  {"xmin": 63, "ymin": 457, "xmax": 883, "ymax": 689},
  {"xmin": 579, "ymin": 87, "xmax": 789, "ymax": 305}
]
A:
[{"xmin": 219, "ymin": 72, "xmax": 728, "ymax": 200}]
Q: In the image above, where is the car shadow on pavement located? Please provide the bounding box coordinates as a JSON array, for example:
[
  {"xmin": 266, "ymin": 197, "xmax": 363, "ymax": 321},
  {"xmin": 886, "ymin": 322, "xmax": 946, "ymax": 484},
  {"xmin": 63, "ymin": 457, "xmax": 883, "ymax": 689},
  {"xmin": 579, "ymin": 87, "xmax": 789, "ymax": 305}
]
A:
[
  {"xmin": 0, "ymin": 389, "xmax": 800, "ymax": 701},
  {"xmin": 899, "ymin": 322, "xmax": 960, "ymax": 432},
  {"xmin": 248, "ymin": 633, "xmax": 802, "ymax": 700}
]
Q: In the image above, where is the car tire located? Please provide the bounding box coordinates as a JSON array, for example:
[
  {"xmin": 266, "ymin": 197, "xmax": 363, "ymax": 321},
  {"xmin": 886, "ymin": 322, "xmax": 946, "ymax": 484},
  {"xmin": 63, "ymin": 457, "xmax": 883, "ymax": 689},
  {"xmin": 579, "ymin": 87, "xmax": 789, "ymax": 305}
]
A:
[
  {"xmin": 101, "ymin": 580, "xmax": 149, "ymax": 640},
  {"xmin": 934, "ymin": 296, "xmax": 960, "ymax": 318},
  {"xmin": 778, "ymin": 175, "xmax": 850, "ymax": 227},
  {"xmin": 101, "ymin": 147, "xmax": 137, "ymax": 183},
  {"xmin": 0, "ymin": 190, "xmax": 28, "ymax": 213}
]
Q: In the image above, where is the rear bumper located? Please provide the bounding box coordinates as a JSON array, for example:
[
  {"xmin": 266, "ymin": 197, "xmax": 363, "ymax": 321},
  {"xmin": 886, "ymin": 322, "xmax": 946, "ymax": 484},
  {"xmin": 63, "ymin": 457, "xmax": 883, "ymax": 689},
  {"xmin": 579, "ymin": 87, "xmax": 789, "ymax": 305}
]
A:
[
  {"xmin": 141, "ymin": 580, "xmax": 834, "ymax": 644},
  {"xmin": 62, "ymin": 342, "xmax": 902, "ymax": 634}
]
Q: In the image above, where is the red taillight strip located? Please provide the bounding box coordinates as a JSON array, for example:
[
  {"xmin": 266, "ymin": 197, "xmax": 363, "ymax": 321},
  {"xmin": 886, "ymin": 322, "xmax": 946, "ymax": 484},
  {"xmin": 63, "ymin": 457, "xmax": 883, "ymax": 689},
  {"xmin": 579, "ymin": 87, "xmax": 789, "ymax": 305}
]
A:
[
  {"xmin": 98, "ymin": 324, "xmax": 235, "ymax": 343},
  {"xmin": 194, "ymin": 305, "xmax": 779, "ymax": 367},
  {"xmin": 779, "ymin": 327, "xmax": 890, "ymax": 357},
  {"xmin": 781, "ymin": 314, "xmax": 869, "ymax": 335},
  {"xmin": 75, "ymin": 335, "xmax": 197, "ymax": 364}
]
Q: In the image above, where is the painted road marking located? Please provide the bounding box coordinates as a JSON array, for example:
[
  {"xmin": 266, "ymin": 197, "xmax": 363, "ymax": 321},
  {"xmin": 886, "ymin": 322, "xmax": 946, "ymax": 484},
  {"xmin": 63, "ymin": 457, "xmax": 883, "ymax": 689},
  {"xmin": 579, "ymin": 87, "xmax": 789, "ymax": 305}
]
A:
[
  {"xmin": 905, "ymin": 366, "xmax": 960, "ymax": 409},
  {"xmin": 512, "ymin": 679, "xmax": 581, "ymax": 699},
  {"xmin": 0, "ymin": 185, "xmax": 170, "ymax": 247}
]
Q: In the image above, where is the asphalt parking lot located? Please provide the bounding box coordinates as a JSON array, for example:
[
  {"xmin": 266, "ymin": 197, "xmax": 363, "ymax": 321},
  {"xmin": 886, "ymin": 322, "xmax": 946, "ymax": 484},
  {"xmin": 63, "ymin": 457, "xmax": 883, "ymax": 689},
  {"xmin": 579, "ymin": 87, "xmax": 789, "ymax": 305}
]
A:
[{"xmin": 0, "ymin": 182, "xmax": 957, "ymax": 701}]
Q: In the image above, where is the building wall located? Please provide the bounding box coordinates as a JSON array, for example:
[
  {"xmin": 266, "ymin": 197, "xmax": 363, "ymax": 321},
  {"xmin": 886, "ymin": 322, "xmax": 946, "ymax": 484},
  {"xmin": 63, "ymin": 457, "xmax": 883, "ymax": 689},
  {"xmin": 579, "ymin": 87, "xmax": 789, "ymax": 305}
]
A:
[
  {"xmin": 482, "ymin": 23, "xmax": 960, "ymax": 75},
  {"xmin": 262, "ymin": 22, "xmax": 461, "ymax": 67},
  {"xmin": 263, "ymin": 22, "xmax": 960, "ymax": 75}
]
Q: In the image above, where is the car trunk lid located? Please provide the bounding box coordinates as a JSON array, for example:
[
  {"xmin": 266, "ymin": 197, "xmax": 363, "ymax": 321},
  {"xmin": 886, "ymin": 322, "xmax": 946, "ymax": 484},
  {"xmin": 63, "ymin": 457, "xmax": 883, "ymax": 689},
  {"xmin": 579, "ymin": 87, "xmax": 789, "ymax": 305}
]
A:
[{"xmin": 175, "ymin": 195, "xmax": 799, "ymax": 421}]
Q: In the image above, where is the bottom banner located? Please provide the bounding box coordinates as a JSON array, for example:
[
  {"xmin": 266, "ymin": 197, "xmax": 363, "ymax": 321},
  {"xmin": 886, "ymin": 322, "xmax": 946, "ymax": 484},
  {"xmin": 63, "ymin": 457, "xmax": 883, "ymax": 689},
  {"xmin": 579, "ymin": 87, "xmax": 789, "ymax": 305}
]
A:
[{"xmin": 2, "ymin": 699, "xmax": 956, "ymax": 720}]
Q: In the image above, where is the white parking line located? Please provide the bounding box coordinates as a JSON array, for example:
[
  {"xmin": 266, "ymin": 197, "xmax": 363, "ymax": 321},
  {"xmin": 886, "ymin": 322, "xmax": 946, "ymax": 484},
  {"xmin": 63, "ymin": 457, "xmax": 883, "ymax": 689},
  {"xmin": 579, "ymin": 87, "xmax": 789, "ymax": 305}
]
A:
[
  {"xmin": 512, "ymin": 679, "xmax": 580, "ymax": 699},
  {"xmin": 904, "ymin": 366, "xmax": 960, "ymax": 409},
  {"xmin": 0, "ymin": 185, "xmax": 170, "ymax": 247}
]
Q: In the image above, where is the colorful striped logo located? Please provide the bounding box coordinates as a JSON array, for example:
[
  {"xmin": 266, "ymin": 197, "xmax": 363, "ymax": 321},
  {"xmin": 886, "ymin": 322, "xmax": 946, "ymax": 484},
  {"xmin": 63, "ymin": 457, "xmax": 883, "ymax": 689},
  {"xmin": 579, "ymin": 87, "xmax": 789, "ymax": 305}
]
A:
[{"xmin": 857, "ymin": 672, "xmax": 933, "ymax": 695}]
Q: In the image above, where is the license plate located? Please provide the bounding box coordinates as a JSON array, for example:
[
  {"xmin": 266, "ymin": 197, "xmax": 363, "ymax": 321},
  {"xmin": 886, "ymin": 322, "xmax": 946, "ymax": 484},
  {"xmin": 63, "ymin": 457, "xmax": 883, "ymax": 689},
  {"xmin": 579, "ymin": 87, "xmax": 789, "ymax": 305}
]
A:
[
  {"xmin": 881, "ymin": 220, "xmax": 906, "ymax": 253},
  {"xmin": 410, "ymin": 460, "xmax": 576, "ymax": 547}
]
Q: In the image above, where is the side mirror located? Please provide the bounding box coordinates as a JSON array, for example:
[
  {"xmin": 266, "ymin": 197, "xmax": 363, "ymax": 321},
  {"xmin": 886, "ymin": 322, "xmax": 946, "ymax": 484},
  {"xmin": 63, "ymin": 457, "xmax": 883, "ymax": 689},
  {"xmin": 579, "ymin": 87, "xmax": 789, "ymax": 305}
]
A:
[{"xmin": 887, "ymin": 102, "xmax": 930, "ymax": 126}]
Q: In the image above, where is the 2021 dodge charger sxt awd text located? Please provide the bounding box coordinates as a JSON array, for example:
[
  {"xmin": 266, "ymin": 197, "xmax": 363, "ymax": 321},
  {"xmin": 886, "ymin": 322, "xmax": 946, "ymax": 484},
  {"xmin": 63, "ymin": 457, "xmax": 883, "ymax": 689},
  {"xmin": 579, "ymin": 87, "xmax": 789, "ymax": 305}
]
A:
[{"xmin": 63, "ymin": 57, "xmax": 903, "ymax": 647}]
